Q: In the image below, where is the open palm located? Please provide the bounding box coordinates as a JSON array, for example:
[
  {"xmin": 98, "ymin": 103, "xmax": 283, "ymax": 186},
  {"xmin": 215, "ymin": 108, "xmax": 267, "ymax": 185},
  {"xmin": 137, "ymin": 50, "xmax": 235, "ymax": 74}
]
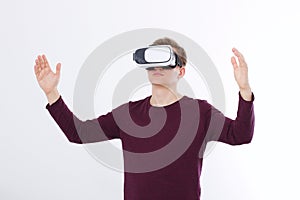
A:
[
  {"xmin": 231, "ymin": 48, "xmax": 250, "ymax": 90},
  {"xmin": 34, "ymin": 55, "xmax": 61, "ymax": 95}
]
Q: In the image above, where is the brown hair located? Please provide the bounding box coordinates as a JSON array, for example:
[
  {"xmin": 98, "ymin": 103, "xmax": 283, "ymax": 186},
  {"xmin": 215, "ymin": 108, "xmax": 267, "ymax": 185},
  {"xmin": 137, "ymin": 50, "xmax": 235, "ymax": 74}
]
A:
[{"xmin": 150, "ymin": 37, "xmax": 187, "ymax": 67}]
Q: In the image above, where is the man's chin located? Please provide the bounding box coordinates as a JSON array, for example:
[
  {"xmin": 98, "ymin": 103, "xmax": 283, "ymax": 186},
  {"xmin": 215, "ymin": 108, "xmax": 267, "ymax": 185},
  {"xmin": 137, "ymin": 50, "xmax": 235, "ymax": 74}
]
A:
[
  {"xmin": 151, "ymin": 82, "xmax": 164, "ymax": 86},
  {"xmin": 151, "ymin": 82, "xmax": 171, "ymax": 88}
]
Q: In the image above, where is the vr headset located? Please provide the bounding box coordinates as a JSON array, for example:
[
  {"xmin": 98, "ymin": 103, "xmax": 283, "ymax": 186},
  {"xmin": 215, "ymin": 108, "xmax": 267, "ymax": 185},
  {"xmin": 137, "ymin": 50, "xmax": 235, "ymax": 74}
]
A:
[{"xmin": 133, "ymin": 45, "xmax": 183, "ymax": 70}]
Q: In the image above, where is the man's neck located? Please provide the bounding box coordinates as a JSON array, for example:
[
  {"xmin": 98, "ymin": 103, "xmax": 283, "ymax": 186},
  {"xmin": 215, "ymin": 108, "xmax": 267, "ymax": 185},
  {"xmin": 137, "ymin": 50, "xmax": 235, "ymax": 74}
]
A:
[{"xmin": 150, "ymin": 84, "xmax": 183, "ymax": 107}]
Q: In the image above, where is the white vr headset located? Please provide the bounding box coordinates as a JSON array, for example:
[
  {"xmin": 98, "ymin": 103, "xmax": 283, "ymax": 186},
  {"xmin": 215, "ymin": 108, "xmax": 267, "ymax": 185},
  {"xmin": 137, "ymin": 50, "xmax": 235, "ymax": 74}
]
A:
[{"xmin": 133, "ymin": 45, "xmax": 183, "ymax": 69}]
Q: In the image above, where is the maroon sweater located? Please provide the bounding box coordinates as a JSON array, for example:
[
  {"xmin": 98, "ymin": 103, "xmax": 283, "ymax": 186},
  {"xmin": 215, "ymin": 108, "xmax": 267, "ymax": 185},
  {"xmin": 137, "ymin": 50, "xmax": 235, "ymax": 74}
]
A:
[{"xmin": 46, "ymin": 92, "xmax": 255, "ymax": 200}]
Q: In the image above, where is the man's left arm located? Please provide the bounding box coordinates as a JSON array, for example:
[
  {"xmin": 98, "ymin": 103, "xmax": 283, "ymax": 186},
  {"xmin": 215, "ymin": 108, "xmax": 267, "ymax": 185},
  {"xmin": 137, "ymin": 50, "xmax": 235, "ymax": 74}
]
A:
[
  {"xmin": 204, "ymin": 48, "xmax": 255, "ymax": 145},
  {"xmin": 222, "ymin": 48, "xmax": 255, "ymax": 144}
]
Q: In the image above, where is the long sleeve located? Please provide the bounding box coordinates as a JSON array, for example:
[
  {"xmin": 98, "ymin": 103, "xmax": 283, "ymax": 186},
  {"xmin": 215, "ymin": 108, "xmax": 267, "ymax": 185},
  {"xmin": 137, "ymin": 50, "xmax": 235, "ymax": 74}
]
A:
[
  {"xmin": 46, "ymin": 96, "xmax": 120, "ymax": 144},
  {"xmin": 204, "ymin": 92, "xmax": 255, "ymax": 145}
]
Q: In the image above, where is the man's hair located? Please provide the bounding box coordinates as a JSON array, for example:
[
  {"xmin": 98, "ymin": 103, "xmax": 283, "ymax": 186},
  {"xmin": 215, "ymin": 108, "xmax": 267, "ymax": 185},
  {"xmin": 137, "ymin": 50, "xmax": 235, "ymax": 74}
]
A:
[{"xmin": 150, "ymin": 37, "xmax": 187, "ymax": 67}]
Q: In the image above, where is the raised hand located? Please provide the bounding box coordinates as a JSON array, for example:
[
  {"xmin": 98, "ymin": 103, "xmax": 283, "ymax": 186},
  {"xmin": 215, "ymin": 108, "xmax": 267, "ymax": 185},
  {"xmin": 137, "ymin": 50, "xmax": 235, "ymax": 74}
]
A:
[
  {"xmin": 231, "ymin": 48, "xmax": 252, "ymax": 101},
  {"xmin": 34, "ymin": 55, "xmax": 61, "ymax": 104}
]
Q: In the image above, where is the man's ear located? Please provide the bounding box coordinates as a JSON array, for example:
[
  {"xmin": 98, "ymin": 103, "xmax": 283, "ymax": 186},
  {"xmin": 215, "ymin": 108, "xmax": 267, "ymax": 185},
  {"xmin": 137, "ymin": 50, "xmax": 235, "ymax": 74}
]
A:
[{"xmin": 178, "ymin": 67, "xmax": 185, "ymax": 78}]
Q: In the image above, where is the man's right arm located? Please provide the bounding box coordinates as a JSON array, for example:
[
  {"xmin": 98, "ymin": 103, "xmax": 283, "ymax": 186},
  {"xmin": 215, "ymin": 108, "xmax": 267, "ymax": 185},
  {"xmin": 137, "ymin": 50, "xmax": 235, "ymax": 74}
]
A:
[
  {"xmin": 34, "ymin": 54, "xmax": 120, "ymax": 144},
  {"xmin": 46, "ymin": 95, "xmax": 120, "ymax": 144}
]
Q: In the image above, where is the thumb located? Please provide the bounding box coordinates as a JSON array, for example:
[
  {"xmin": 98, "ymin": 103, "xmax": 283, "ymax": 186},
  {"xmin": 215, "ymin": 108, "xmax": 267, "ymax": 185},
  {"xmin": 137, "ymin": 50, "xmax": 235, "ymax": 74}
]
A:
[{"xmin": 55, "ymin": 63, "xmax": 61, "ymax": 75}]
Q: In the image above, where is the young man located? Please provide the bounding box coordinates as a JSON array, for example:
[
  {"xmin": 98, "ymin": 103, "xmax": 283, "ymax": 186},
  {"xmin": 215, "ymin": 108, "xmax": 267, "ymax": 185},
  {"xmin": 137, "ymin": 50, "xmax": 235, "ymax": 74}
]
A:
[{"xmin": 34, "ymin": 37, "xmax": 254, "ymax": 200}]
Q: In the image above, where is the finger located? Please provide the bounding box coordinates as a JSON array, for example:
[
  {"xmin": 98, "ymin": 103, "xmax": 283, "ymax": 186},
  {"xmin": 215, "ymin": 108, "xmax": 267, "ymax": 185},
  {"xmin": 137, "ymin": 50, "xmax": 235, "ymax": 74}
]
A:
[
  {"xmin": 231, "ymin": 56, "xmax": 238, "ymax": 69},
  {"xmin": 232, "ymin": 48, "xmax": 246, "ymax": 65},
  {"xmin": 232, "ymin": 47, "xmax": 241, "ymax": 56},
  {"xmin": 35, "ymin": 58, "xmax": 42, "ymax": 69},
  {"xmin": 55, "ymin": 63, "xmax": 61, "ymax": 75},
  {"xmin": 34, "ymin": 64, "xmax": 40, "ymax": 77},
  {"xmin": 42, "ymin": 55, "xmax": 50, "ymax": 69},
  {"xmin": 36, "ymin": 66, "xmax": 43, "ymax": 81},
  {"xmin": 38, "ymin": 55, "xmax": 46, "ymax": 70},
  {"xmin": 35, "ymin": 59, "xmax": 43, "ymax": 74}
]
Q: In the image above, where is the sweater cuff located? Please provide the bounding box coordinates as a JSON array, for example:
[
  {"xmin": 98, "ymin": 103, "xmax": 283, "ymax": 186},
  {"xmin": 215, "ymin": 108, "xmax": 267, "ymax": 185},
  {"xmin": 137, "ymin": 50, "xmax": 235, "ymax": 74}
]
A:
[
  {"xmin": 237, "ymin": 91, "xmax": 254, "ymax": 118},
  {"xmin": 45, "ymin": 95, "xmax": 63, "ymax": 112},
  {"xmin": 238, "ymin": 91, "xmax": 255, "ymax": 103}
]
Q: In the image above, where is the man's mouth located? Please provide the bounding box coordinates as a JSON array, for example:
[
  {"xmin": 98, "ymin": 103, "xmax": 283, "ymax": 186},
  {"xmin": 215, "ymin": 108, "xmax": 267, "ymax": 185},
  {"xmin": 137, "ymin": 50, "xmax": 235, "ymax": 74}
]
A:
[{"xmin": 152, "ymin": 72, "xmax": 164, "ymax": 76}]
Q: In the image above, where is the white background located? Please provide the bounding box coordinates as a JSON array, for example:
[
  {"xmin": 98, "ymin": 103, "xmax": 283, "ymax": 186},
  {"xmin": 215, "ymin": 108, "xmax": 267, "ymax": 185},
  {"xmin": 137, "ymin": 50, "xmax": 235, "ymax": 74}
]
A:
[{"xmin": 1, "ymin": 0, "xmax": 300, "ymax": 199}]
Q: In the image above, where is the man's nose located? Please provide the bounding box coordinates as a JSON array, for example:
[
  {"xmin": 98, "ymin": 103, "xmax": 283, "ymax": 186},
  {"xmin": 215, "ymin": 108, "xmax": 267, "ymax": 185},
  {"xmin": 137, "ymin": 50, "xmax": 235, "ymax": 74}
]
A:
[{"xmin": 153, "ymin": 67, "xmax": 163, "ymax": 70}]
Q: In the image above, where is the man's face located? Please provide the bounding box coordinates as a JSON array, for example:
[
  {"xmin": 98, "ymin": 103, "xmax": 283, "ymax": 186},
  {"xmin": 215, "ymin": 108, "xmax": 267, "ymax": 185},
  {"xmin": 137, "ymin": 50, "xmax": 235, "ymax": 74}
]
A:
[{"xmin": 146, "ymin": 66, "xmax": 185, "ymax": 88}]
